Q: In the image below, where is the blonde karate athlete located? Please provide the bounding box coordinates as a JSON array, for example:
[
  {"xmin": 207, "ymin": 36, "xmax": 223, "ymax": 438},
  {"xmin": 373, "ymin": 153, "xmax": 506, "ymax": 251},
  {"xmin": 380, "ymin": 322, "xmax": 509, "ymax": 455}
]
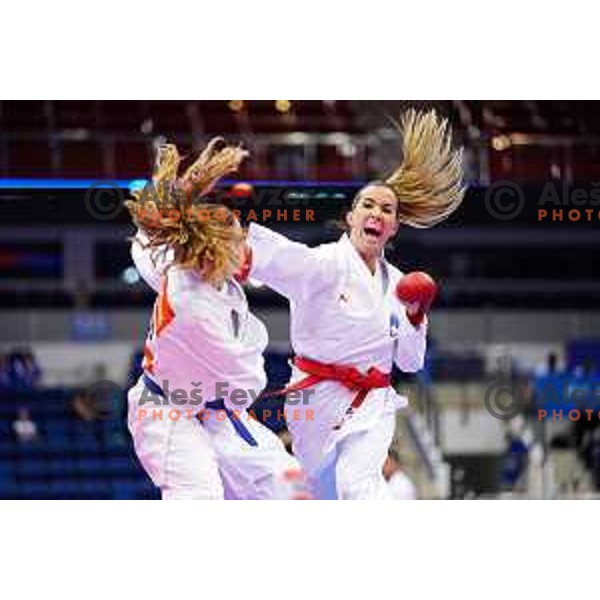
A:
[
  {"xmin": 245, "ymin": 110, "xmax": 465, "ymax": 499},
  {"xmin": 125, "ymin": 139, "xmax": 300, "ymax": 500}
]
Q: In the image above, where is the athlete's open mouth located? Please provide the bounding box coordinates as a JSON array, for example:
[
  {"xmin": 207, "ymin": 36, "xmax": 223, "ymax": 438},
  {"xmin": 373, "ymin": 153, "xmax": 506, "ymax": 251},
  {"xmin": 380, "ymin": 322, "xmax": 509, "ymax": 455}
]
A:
[{"xmin": 363, "ymin": 225, "xmax": 382, "ymax": 239}]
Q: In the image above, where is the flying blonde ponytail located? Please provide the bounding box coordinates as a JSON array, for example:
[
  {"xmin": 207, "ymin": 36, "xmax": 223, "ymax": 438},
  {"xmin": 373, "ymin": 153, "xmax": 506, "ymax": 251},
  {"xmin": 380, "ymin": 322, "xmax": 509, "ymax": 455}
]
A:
[{"xmin": 382, "ymin": 109, "xmax": 466, "ymax": 228}]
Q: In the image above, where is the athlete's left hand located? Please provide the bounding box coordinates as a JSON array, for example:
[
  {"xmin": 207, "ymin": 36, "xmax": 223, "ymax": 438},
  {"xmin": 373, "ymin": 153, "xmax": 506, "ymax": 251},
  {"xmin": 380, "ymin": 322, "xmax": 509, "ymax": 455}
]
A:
[{"xmin": 396, "ymin": 271, "xmax": 438, "ymax": 327}]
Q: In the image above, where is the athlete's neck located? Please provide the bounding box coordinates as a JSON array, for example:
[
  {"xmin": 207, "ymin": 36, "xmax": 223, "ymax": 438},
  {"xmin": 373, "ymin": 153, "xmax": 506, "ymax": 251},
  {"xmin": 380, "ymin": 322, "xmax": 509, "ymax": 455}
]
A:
[
  {"xmin": 348, "ymin": 233, "xmax": 380, "ymax": 275},
  {"xmin": 357, "ymin": 250, "xmax": 378, "ymax": 275}
]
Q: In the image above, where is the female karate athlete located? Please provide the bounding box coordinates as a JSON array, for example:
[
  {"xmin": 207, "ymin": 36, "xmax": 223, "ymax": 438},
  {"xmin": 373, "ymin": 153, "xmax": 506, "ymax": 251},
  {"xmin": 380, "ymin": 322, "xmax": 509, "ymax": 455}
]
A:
[
  {"xmin": 244, "ymin": 109, "xmax": 465, "ymax": 499},
  {"xmin": 125, "ymin": 139, "xmax": 300, "ymax": 500}
]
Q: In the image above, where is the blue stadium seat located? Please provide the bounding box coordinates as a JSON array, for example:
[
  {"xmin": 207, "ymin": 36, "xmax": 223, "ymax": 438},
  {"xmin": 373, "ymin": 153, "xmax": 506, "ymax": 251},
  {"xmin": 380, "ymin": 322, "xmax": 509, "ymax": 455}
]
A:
[
  {"xmin": 78, "ymin": 458, "xmax": 106, "ymax": 475},
  {"xmin": 109, "ymin": 456, "xmax": 135, "ymax": 475},
  {"xmin": 17, "ymin": 460, "xmax": 47, "ymax": 477},
  {"xmin": 20, "ymin": 481, "xmax": 52, "ymax": 499},
  {"xmin": 45, "ymin": 439, "xmax": 74, "ymax": 452},
  {"xmin": 112, "ymin": 481, "xmax": 141, "ymax": 500},
  {"xmin": 0, "ymin": 461, "xmax": 14, "ymax": 481},
  {"xmin": 54, "ymin": 480, "xmax": 82, "ymax": 496},
  {"xmin": 0, "ymin": 482, "xmax": 20, "ymax": 499},
  {"xmin": 75, "ymin": 437, "xmax": 101, "ymax": 451},
  {"xmin": 1, "ymin": 388, "xmax": 159, "ymax": 499},
  {"xmin": 50, "ymin": 458, "xmax": 78, "ymax": 475},
  {"xmin": 0, "ymin": 441, "xmax": 15, "ymax": 454},
  {"xmin": 78, "ymin": 480, "xmax": 107, "ymax": 496}
]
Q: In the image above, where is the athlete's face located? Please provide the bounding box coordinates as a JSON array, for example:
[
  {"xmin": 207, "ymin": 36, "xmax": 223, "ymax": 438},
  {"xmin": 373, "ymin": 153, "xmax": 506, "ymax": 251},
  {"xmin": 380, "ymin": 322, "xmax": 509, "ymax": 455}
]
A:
[{"xmin": 346, "ymin": 184, "xmax": 399, "ymax": 266}]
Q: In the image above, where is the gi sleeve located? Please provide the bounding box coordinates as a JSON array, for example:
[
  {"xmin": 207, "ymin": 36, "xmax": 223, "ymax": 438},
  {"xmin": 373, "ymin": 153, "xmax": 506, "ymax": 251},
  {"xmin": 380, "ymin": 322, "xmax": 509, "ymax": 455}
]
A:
[
  {"xmin": 246, "ymin": 223, "xmax": 335, "ymax": 300},
  {"xmin": 130, "ymin": 230, "xmax": 173, "ymax": 293},
  {"xmin": 393, "ymin": 306, "xmax": 428, "ymax": 373}
]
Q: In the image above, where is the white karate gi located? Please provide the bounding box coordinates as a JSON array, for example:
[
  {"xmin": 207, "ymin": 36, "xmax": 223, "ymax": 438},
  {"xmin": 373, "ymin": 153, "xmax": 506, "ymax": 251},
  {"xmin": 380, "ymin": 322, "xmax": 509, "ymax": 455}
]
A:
[
  {"xmin": 388, "ymin": 471, "xmax": 418, "ymax": 500},
  {"xmin": 127, "ymin": 232, "xmax": 298, "ymax": 500},
  {"xmin": 247, "ymin": 224, "xmax": 427, "ymax": 499}
]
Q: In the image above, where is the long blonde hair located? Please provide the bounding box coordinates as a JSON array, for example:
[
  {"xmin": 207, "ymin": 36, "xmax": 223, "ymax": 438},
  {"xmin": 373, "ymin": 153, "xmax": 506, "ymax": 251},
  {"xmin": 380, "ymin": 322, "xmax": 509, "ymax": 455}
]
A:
[
  {"xmin": 125, "ymin": 138, "xmax": 248, "ymax": 286},
  {"xmin": 381, "ymin": 109, "xmax": 466, "ymax": 228}
]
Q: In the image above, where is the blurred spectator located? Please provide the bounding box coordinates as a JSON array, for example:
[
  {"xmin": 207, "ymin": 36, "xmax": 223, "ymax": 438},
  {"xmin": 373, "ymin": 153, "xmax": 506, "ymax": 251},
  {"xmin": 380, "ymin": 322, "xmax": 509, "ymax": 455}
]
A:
[
  {"xmin": 547, "ymin": 352, "xmax": 560, "ymax": 375},
  {"xmin": 534, "ymin": 351, "xmax": 562, "ymax": 377},
  {"xmin": 451, "ymin": 466, "xmax": 467, "ymax": 499},
  {"xmin": 8, "ymin": 348, "xmax": 41, "ymax": 390},
  {"xmin": 12, "ymin": 408, "xmax": 38, "ymax": 443},
  {"xmin": 589, "ymin": 429, "xmax": 600, "ymax": 490},
  {"xmin": 500, "ymin": 416, "xmax": 531, "ymax": 490},
  {"xmin": 72, "ymin": 392, "xmax": 96, "ymax": 421},
  {"xmin": 70, "ymin": 279, "xmax": 91, "ymax": 310},
  {"xmin": 570, "ymin": 358, "xmax": 600, "ymax": 459},
  {"xmin": 0, "ymin": 354, "xmax": 10, "ymax": 390},
  {"xmin": 582, "ymin": 357, "xmax": 596, "ymax": 377},
  {"xmin": 383, "ymin": 449, "xmax": 417, "ymax": 500}
]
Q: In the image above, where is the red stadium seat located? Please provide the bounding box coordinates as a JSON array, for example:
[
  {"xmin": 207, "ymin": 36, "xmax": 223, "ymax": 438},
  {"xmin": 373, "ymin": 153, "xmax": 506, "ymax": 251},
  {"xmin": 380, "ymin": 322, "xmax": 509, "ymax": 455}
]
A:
[
  {"xmin": 197, "ymin": 101, "xmax": 244, "ymax": 135},
  {"xmin": 143, "ymin": 101, "xmax": 192, "ymax": 137},
  {"xmin": 52, "ymin": 101, "xmax": 98, "ymax": 130},
  {"xmin": 264, "ymin": 144, "xmax": 308, "ymax": 181},
  {"xmin": 487, "ymin": 101, "xmax": 536, "ymax": 132},
  {"xmin": 60, "ymin": 141, "xmax": 105, "ymax": 178},
  {"xmin": 99, "ymin": 101, "xmax": 145, "ymax": 132},
  {"xmin": 487, "ymin": 148, "xmax": 508, "ymax": 180},
  {"xmin": 247, "ymin": 101, "xmax": 298, "ymax": 134},
  {"xmin": 293, "ymin": 101, "xmax": 331, "ymax": 132},
  {"xmin": 5, "ymin": 101, "xmax": 600, "ymax": 185},
  {"xmin": 1, "ymin": 101, "xmax": 49, "ymax": 133},
  {"xmin": 238, "ymin": 160, "xmax": 268, "ymax": 181},
  {"xmin": 316, "ymin": 145, "xmax": 354, "ymax": 181},
  {"xmin": 113, "ymin": 141, "xmax": 153, "ymax": 178},
  {"xmin": 6, "ymin": 140, "xmax": 55, "ymax": 177},
  {"xmin": 323, "ymin": 100, "xmax": 362, "ymax": 133},
  {"xmin": 571, "ymin": 145, "xmax": 600, "ymax": 182}
]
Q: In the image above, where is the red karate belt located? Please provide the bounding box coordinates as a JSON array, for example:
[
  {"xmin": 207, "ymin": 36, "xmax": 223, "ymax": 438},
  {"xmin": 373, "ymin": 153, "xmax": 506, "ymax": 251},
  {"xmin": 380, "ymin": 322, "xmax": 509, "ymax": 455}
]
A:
[{"xmin": 284, "ymin": 356, "xmax": 391, "ymax": 411}]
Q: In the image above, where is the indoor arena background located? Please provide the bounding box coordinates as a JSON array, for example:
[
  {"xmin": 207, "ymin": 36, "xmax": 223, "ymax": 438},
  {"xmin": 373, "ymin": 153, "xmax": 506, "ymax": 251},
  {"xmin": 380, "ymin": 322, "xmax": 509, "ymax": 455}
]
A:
[{"xmin": 1, "ymin": 100, "xmax": 599, "ymax": 499}]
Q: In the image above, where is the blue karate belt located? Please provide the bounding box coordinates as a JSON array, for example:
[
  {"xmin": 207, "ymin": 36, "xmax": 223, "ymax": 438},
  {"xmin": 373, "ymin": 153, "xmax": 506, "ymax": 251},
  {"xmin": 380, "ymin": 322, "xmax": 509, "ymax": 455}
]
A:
[{"xmin": 142, "ymin": 374, "xmax": 257, "ymax": 447}]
